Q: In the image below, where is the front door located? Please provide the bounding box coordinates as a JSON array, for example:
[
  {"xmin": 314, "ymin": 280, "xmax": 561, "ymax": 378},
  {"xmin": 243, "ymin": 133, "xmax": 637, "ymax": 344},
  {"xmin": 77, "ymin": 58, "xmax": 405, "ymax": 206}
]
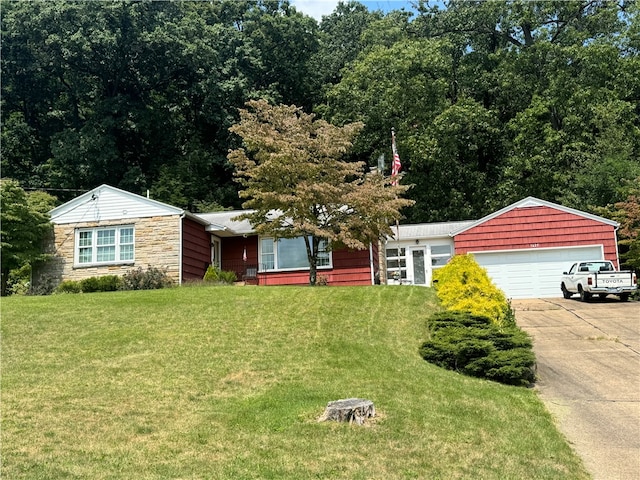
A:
[
  {"xmin": 409, "ymin": 247, "xmax": 428, "ymax": 285},
  {"xmin": 211, "ymin": 238, "xmax": 221, "ymax": 268}
]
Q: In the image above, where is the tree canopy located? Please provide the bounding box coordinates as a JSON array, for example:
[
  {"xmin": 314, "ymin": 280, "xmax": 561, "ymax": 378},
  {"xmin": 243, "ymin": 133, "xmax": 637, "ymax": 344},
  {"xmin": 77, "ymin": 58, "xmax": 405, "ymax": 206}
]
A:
[
  {"xmin": 0, "ymin": 180, "xmax": 56, "ymax": 295},
  {"xmin": 2, "ymin": 0, "xmax": 638, "ymax": 228},
  {"xmin": 228, "ymin": 100, "xmax": 413, "ymax": 285}
]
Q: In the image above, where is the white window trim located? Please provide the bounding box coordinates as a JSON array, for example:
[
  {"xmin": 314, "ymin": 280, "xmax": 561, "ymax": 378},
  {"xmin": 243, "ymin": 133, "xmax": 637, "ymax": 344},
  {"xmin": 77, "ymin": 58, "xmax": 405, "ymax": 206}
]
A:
[
  {"xmin": 74, "ymin": 225, "xmax": 135, "ymax": 268},
  {"xmin": 258, "ymin": 236, "xmax": 333, "ymax": 272},
  {"xmin": 430, "ymin": 244, "xmax": 452, "ymax": 269},
  {"xmin": 385, "ymin": 246, "xmax": 407, "ymax": 282}
]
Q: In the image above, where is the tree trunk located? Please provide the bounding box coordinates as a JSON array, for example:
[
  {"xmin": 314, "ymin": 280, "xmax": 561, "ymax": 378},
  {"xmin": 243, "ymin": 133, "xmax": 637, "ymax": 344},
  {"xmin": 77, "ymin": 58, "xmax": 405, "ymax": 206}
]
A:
[
  {"xmin": 1, "ymin": 267, "xmax": 9, "ymax": 297},
  {"xmin": 304, "ymin": 235, "xmax": 320, "ymax": 286},
  {"xmin": 309, "ymin": 261, "xmax": 317, "ymax": 286},
  {"xmin": 319, "ymin": 398, "xmax": 375, "ymax": 425}
]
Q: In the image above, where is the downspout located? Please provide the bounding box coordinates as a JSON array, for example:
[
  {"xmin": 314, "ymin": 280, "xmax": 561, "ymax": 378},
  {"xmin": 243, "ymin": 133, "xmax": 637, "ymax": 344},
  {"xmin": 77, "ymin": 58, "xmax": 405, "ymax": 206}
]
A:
[
  {"xmin": 179, "ymin": 213, "xmax": 185, "ymax": 285},
  {"xmin": 369, "ymin": 242, "xmax": 375, "ymax": 285},
  {"xmin": 613, "ymin": 223, "xmax": 621, "ymax": 270}
]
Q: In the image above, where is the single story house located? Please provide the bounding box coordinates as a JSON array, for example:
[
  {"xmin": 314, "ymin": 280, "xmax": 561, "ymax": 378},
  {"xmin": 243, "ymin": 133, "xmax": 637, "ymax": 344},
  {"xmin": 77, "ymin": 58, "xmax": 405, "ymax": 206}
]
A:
[
  {"xmin": 383, "ymin": 197, "xmax": 620, "ymax": 298},
  {"xmin": 40, "ymin": 184, "xmax": 376, "ymax": 288},
  {"xmin": 39, "ymin": 185, "xmax": 620, "ymax": 299}
]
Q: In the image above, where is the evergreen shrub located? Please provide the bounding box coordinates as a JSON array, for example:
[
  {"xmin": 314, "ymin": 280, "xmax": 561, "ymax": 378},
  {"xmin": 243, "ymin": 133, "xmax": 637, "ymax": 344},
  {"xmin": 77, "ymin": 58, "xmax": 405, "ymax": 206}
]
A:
[
  {"xmin": 432, "ymin": 254, "xmax": 514, "ymax": 326},
  {"xmin": 203, "ymin": 265, "xmax": 219, "ymax": 282},
  {"xmin": 55, "ymin": 276, "xmax": 123, "ymax": 293},
  {"xmin": 80, "ymin": 275, "xmax": 122, "ymax": 293},
  {"xmin": 420, "ymin": 310, "xmax": 536, "ymax": 386},
  {"xmin": 55, "ymin": 280, "xmax": 82, "ymax": 294}
]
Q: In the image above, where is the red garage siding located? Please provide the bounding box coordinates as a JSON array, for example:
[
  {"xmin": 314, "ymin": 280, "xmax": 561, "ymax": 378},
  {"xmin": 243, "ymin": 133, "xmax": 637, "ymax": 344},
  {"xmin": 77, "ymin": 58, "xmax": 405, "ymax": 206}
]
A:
[
  {"xmin": 182, "ymin": 217, "xmax": 211, "ymax": 280},
  {"xmin": 454, "ymin": 206, "xmax": 619, "ymax": 267}
]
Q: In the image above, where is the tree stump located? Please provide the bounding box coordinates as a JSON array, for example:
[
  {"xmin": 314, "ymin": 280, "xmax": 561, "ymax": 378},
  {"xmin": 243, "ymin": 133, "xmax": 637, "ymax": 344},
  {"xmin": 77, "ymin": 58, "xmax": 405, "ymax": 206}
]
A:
[{"xmin": 319, "ymin": 398, "xmax": 375, "ymax": 425}]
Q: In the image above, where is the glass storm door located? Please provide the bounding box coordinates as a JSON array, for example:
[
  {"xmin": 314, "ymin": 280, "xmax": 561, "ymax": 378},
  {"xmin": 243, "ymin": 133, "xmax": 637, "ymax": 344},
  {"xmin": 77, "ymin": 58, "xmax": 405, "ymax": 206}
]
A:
[{"xmin": 411, "ymin": 248, "xmax": 427, "ymax": 285}]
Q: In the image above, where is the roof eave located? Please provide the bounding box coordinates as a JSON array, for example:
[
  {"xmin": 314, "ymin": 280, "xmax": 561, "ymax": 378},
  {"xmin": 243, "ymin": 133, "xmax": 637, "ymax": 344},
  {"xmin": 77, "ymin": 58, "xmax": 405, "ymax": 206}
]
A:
[{"xmin": 450, "ymin": 196, "xmax": 619, "ymax": 236}]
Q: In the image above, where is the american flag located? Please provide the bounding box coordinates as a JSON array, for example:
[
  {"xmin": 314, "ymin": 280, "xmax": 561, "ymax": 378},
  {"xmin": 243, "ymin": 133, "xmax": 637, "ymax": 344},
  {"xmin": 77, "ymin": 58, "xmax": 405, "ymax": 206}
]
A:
[{"xmin": 391, "ymin": 128, "xmax": 401, "ymax": 185}]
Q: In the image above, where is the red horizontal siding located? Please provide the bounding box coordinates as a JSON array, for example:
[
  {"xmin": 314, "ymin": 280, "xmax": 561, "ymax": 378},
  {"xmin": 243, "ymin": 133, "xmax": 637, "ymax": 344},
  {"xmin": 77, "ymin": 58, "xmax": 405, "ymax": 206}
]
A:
[
  {"xmin": 454, "ymin": 206, "xmax": 619, "ymax": 266},
  {"xmin": 222, "ymin": 236, "xmax": 258, "ymax": 266},
  {"xmin": 182, "ymin": 218, "xmax": 211, "ymax": 281},
  {"xmin": 221, "ymin": 236, "xmax": 373, "ymax": 286},
  {"xmin": 260, "ymin": 267, "xmax": 372, "ymax": 286}
]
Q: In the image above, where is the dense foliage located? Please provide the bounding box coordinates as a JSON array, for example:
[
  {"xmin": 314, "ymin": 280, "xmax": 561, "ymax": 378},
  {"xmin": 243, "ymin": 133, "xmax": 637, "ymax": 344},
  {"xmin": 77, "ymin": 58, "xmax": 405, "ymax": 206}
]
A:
[
  {"xmin": 2, "ymin": 0, "xmax": 638, "ymax": 226},
  {"xmin": 228, "ymin": 100, "xmax": 413, "ymax": 284},
  {"xmin": 0, "ymin": 180, "xmax": 56, "ymax": 295},
  {"xmin": 203, "ymin": 265, "xmax": 237, "ymax": 284},
  {"xmin": 121, "ymin": 266, "xmax": 174, "ymax": 291},
  {"xmin": 420, "ymin": 311, "xmax": 536, "ymax": 386},
  {"xmin": 53, "ymin": 268, "xmax": 174, "ymax": 293},
  {"xmin": 424, "ymin": 254, "xmax": 534, "ymax": 386},
  {"xmin": 432, "ymin": 254, "xmax": 514, "ymax": 326}
]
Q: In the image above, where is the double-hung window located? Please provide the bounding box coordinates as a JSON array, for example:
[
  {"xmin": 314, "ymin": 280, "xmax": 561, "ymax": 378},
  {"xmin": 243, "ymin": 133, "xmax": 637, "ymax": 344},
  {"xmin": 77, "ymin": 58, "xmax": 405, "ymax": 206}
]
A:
[
  {"xmin": 259, "ymin": 236, "xmax": 331, "ymax": 271},
  {"xmin": 76, "ymin": 226, "xmax": 135, "ymax": 266}
]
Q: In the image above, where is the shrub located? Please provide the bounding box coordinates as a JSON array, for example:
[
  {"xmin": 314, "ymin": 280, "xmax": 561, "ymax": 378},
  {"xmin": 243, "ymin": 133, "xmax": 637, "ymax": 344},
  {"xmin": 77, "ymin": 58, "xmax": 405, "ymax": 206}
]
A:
[
  {"xmin": 203, "ymin": 265, "xmax": 237, "ymax": 285},
  {"xmin": 420, "ymin": 310, "xmax": 536, "ymax": 386},
  {"xmin": 218, "ymin": 270, "xmax": 237, "ymax": 284},
  {"xmin": 55, "ymin": 280, "xmax": 82, "ymax": 294},
  {"xmin": 79, "ymin": 276, "xmax": 101, "ymax": 293},
  {"xmin": 96, "ymin": 275, "xmax": 123, "ymax": 292},
  {"xmin": 122, "ymin": 266, "xmax": 173, "ymax": 290},
  {"xmin": 203, "ymin": 265, "xmax": 219, "ymax": 282},
  {"xmin": 432, "ymin": 254, "xmax": 514, "ymax": 326},
  {"xmin": 56, "ymin": 275, "xmax": 123, "ymax": 294},
  {"xmin": 30, "ymin": 272, "xmax": 59, "ymax": 296}
]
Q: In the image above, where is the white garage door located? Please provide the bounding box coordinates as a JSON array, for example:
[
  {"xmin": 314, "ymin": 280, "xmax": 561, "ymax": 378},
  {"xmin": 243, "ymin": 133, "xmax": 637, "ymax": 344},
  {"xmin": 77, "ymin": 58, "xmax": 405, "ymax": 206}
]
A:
[{"xmin": 473, "ymin": 246, "xmax": 604, "ymax": 299}]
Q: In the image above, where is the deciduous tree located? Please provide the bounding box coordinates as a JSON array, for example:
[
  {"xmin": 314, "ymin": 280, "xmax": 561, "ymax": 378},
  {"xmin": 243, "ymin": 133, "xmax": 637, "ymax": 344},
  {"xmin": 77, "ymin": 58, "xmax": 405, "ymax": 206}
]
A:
[
  {"xmin": 0, "ymin": 180, "xmax": 56, "ymax": 296},
  {"xmin": 228, "ymin": 100, "xmax": 413, "ymax": 285}
]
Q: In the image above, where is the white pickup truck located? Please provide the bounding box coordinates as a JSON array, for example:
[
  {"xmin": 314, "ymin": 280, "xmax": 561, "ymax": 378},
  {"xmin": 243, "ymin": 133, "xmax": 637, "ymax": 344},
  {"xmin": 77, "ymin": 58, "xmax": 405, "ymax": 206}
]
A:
[{"xmin": 561, "ymin": 260, "xmax": 637, "ymax": 302}]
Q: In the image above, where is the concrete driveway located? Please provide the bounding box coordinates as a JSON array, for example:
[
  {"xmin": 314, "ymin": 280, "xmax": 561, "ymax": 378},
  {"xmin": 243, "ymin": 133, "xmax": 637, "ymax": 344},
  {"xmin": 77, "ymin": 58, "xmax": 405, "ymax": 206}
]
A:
[{"xmin": 513, "ymin": 298, "xmax": 640, "ymax": 480}]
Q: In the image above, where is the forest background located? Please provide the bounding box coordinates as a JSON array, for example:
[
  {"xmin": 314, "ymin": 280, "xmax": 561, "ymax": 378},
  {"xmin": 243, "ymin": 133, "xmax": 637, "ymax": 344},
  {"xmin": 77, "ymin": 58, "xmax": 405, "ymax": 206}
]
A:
[{"xmin": 2, "ymin": 1, "xmax": 639, "ymax": 237}]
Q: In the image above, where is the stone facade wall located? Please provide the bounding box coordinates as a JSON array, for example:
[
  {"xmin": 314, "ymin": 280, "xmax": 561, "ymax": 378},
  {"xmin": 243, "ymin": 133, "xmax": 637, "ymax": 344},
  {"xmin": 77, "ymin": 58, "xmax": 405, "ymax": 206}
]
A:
[
  {"xmin": 37, "ymin": 215, "xmax": 182, "ymax": 287},
  {"xmin": 378, "ymin": 240, "xmax": 387, "ymax": 285}
]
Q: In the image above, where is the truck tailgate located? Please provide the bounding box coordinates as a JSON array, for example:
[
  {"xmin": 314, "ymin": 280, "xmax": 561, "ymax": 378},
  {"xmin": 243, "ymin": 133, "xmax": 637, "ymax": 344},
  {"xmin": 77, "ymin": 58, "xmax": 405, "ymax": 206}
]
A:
[{"xmin": 594, "ymin": 272, "xmax": 633, "ymax": 288}]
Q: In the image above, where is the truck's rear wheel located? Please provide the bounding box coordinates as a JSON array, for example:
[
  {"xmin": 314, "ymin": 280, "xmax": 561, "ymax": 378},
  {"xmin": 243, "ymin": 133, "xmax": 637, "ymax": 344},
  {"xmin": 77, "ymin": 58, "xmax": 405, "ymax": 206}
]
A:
[
  {"xmin": 620, "ymin": 293, "xmax": 630, "ymax": 302},
  {"xmin": 579, "ymin": 286, "xmax": 591, "ymax": 302},
  {"xmin": 561, "ymin": 283, "xmax": 572, "ymax": 299}
]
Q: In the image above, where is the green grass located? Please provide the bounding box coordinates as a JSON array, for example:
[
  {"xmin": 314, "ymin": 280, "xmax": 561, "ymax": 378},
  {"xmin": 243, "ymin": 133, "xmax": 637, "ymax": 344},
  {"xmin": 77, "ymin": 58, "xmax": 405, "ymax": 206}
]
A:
[{"xmin": 1, "ymin": 286, "xmax": 588, "ymax": 479}]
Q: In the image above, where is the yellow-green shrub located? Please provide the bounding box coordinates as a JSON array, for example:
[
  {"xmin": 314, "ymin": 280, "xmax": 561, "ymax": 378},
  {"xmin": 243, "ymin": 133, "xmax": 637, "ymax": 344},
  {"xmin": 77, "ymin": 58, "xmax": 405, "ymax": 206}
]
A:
[{"xmin": 432, "ymin": 254, "xmax": 513, "ymax": 326}]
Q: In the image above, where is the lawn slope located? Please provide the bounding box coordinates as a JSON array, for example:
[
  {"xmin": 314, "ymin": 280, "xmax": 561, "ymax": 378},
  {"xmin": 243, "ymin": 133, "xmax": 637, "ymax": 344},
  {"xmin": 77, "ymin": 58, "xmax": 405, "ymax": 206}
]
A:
[{"xmin": 1, "ymin": 286, "xmax": 588, "ymax": 479}]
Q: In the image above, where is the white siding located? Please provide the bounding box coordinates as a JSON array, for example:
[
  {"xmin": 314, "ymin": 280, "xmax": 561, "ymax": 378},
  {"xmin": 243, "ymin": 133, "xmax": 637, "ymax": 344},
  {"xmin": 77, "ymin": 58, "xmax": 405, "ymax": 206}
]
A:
[
  {"xmin": 385, "ymin": 238, "xmax": 455, "ymax": 285},
  {"xmin": 50, "ymin": 185, "xmax": 182, "ymax": 225}
]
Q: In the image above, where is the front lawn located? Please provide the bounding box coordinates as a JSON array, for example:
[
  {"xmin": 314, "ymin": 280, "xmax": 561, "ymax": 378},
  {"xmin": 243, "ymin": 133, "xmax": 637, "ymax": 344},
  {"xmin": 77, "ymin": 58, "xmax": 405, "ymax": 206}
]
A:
[{"xmin": 1, "ymin": 286, "xmax": 588, "ymax": 479}]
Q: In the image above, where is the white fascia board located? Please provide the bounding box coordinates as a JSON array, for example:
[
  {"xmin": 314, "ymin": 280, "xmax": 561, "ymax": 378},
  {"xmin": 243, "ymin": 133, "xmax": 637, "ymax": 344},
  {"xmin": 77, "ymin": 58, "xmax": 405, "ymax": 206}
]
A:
[
  {"xmin": 450, "ymin": 196, "xmax": 619, "ymax": 236},
  {"xmin": 49, "ymin": 184, "xmax": 184, "ymax": 222}
]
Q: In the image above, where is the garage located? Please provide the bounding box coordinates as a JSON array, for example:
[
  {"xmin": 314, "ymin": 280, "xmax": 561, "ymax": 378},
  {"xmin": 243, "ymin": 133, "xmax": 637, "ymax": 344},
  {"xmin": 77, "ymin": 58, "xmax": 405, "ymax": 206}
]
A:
[
  {"xmin": 473, "ymin": 246, "xmax": 603, "ymax": 299},
  {"xmin": 451, "ymin": 197, "xmax": 620, "ymax": 299}
]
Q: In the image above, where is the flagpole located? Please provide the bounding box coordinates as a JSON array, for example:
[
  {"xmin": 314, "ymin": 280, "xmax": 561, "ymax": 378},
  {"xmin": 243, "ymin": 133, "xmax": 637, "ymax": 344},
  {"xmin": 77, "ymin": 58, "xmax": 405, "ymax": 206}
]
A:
[{"xmin": 391, "ymin": 127, "xmax": 402, "ymax": 284}]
